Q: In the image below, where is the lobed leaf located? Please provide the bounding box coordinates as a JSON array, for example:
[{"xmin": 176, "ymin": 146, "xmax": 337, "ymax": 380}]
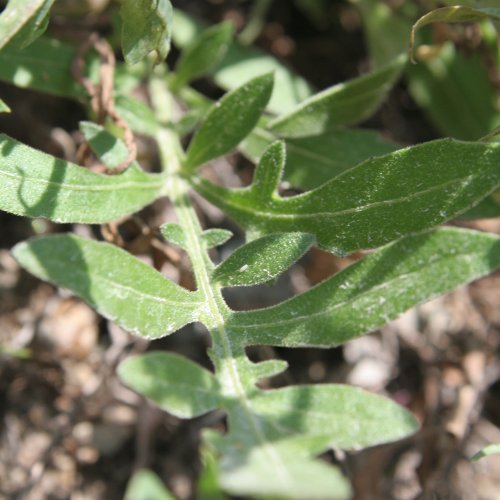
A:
[
  {"xmin": 213, "ymin": 232, "xmax": 314, "ymax": 287},
  {"xmin": 227, "ymin": 228, "xmax": 500, "ymax": 347},
  {"xmin": 13, "ymin": 235, "xmax": 203, "ymax": 339},
  {"xmin": 0, "ymin": 134, "xmax": 165, "ymax": 223},
  {"xmin": 192, "ymin": 139, "xmax": 500, "ymax": 255},
  {"xmin": 242, "ymin": 126, "xmax": 400, "ymax": 190},
  {"xmin": 118, "ymin": 352, "xmax": 220, "ymax": 418},
  {"xmin": 173, "ymin": 21, "xmax": 234, "ymax": 89},
  {"xmin": 184, "ymin": 72, "xmax": 274, "ymax": 171},
  {"xmin": 0, "ymin": 0, "xmax": 54, "ymax": 50},
  {"xmin": 121, "ymin": 0, "xmax": 173, "ymax": 66},
  {"xmin": 268, "ymin": 55, "xmax": 406, "ymax": 138}
]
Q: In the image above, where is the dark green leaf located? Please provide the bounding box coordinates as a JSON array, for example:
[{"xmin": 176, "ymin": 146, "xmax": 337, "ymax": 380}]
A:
[
  {"xmin": 460, "ymin": 190, "xmax": 500, "ymax": 219},
  {"xmin": 268, "ymin": 55, "xmax": 406, "ymax": 138},
  {"xmin": 13, "ymin": 235, "xmax": 203, "ymax": 339},
  {"xmin": 184, "ymin": 72, "xmax": 274, "ymax": 171},
  {"xmin": 173, "ymin": 21, "xmax": 234, "ymax": 89},
  {"xmin": 121, "ymin": 0, "xmax": 173, "ymax": 65},
  {"xmin": 192, "ymin": 139, "xmax": 500, "ymax": 255},
  {"xmin": 242, "ymin": 127, "xmax": 400, "ymax": 190},
  {"xmin": 118, "ymin": 352, "xmax": 220, "ymax": 418},
  {"xmin": 213, "ymin": 232, "xmax": 314, "ymax": 287},
  {"xmin": 0, "ymin": 0, "xmax": 54, "ymax": 50},
  {"xmin": 227, "ymin": 228, "xmax": 500, "ymax": 347}
]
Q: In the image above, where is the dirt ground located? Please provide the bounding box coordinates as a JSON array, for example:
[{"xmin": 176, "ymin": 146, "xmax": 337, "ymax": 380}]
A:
[{"xmin": 1, "ymin": 1, "xmax": 500, "ymax": 499}]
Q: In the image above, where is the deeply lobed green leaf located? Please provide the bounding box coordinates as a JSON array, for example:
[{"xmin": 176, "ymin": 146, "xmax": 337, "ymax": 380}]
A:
[
  {"xmin": 0, "ymin": 134, "xmax": 165, "ymax": 223},
  {"xmin": 193, "ymin": 139, "xmax": 500, "ymax": 255},
  {"xmin": 227, "ymin": 228, "xmax": 500, "ymax": 347},
  {"xmin": 13, "ymin": 235, "xmax": 203, "ymax": 338}
]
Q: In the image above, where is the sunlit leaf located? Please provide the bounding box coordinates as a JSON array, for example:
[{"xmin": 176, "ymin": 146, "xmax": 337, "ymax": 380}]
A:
[
  {"xmin": 213, "ymin": 232, "xmax": 314, "ymax": 287},
  {"xmin": 227, "ymin": 228, "xmax": 500, "ymax": 347},
  {"xmin": 471, "ymin": 443, "xmax": 500, "ymax": 461},
  {"xmin": 184, "ymin": 72, "xmax": 274, "ymax": 171},
  {"xmin": 0, "ymin": 99, "xmax": 10, "ymax": 113},
  {"xmin": 268, "ymin": 55, "xmax": 406, "ymax": 138},
  {"xmin": 13, "ymin": 235, "xmax": 203, "ymax": 339},
  {"xmin": 0, "ymin": 0, "xmax": 54, "ymax": 50},
  {"xmin": 118, "ymin": 352, "xmax": 220, "ymax": 418},
  {"xmin": 124, "ymin": 469, "xmax": 175, "ymax": 500},
  {"xmin": 0, "ymin": 134, "xmax": 165, "ymax": 223},
  {"xmin": 121, "ymin": 0, "xmax": 173, "ymax": 65},
  {"xmin": 193, "ymin": 139, "xmax": 500, "ymax": 255}
]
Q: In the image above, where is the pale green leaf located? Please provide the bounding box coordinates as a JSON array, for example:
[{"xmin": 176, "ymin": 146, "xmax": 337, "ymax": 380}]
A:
[
  {"xmin": 201, "ymin": 228, "xmax": 233, "ymax": 249},
  {"xmin": 268, "ymin": 55, "xmax": 406, "ymax": 138},
  {"xmin": 118, "ymin": 352, "xmax": 220, "ymax": 418},
  {"xmin": 192, "ymin": 139, "xmax": 500, "ymax": 255},
  {"xmin": 79, "ymin": 121, "xmax": 132, "ymax": 170},
  {"xmin": 410, "ymin": 6, "xmax": 500, "ymax": 60},
  {"xmin": 173, "ymin": 21, "xmax": 234, "ymax": 89},
  {"xmin": 13, "ymin": 235, "xmax": 202, "ymax": 339},
  {"xmin": 242, "ymin": 126, "xmax": 400, "ymax": 190},
  {"xmin": 227, "ymin": 228, "xmax": 500, "ymax": 347},
  {"xmin": 161, "ymin": 223, "xmax": 188, "ymax": 249},
  {"xmin": 0, "ymin": 0, "xmax": 54, "ymax": 50},
  {"xmin": 121, "ymin": 0, "xmax": 173, "ymax": 65},
  {"xmin": 172, "ymin": 8, "xmax": 313, "ymax": 114},
  {"xmin": 213, "ymin": 232, "xmax": 314, "ymax": 287},
  {"xmin": 0, "ymin": 134, "xmax": 165, "ymax": 223},
  {"xmin": 197, "ymin": 446, "xmax": 227, "ymax": 500},
  {"xmin": 0, "ymin": 99, "xmax": 10, "ymax": 113},
  {"xmin": 115, "ymin": 95, "xmax": 161, "ymax": 136},
  {"xmin": 124, "ymin": 469, "xmax": 175, "ymax": 500},
  {"xmin": 471, "ymin": 443, "xmax": 500, "ymax": 461},
  {"xmin": 184, "ymin": 72, "xmax": 274, "ymax": 171}
]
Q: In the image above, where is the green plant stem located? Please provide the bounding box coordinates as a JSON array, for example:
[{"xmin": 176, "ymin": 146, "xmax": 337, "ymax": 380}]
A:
[
  {"xmin": 238, "ymin": 0, "xmax": 273, "ymax": 46},
  {"xmin": 155, "ymin": 126, "xmax": 293, "ymax": 485}
]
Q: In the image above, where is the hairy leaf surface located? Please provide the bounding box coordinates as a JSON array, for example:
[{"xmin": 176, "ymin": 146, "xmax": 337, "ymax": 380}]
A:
[
  {"xmin": 227, "ymin": 228, "xmax": 500, "ymax": 347},
  {"xmin": 242, "ymin": 126, "xmax": 399, "ymax": 190},
  {"xmin": 213, "ymin": 233, "xmax": 314, "ymax": 287},
  {"xmin": 121, "ymin": 0, "xmax": 173, "ymax": 65},
  {"xmin": 268, "ymin": 55, "xmax": 406, "ymax": 138},
  {"xmin": 184, "ymin": 73, "xmax": 274, "ymax": 170},
  {"xmin": 13, "ymin": 235, "xmax": 203, "ymax": 339},
  {"xmin": 118, "ymin": 352, "xmax": 220, "ymax": 418},
  {"xmin": 193, "ymin": 139, "xmax": 500, "ymax": 255},
  {"xmin": 0, "ymin": 134, "xmax": 164, "ymax": 223}
]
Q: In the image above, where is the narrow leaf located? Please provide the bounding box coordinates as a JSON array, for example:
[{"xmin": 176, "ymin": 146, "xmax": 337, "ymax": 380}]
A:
[
  {"xmin": 161, "ymin": 223, "xmax": 188, "ymax": 250},
  {"xmin": 213, "ymin": 232, "xmax": 314, "ymax": 287},
  {"xmin": 0, "ymin": 0, "xmax": 54, "ymax": 50},
  {"xmin": 125, "ymin": 470, "xmax": 175, "ymax": 500},
  {"xmin": 115, "ymin": 95, "xmax": 161, "ymax": 136},
  {"xmin": 410, "ymin": 6, "xmax": 500, "ymax": 60},
  {"xmin": 471, "ymin": 443, "xmax": 500, "ymax": 461},
  {"xmin": 268, "ymin": 55, "xmax": 406, "ymax": 138},
  {"xmin": 193, "ymin": 139, "xmax": 500, "ymax": 255},
  {"xmin": 13, "ymin": 235, "xmax": 203, "ymax": 339},
  {"xmin": 118, "ymin": 352, "xmax": 220, "ymax": 418},
  {"xmin": 242, "ymin": 127, "xmax": 400, "ymax": 190},
  {"xmin": 201, "ymin": 228, "xmax": 233, "ymax": 249},
  {"xmin": 251, "ymin": 385, "xmax": 419, "ymax": 449},
  {"xmin": 226, "ymin": 228, "xmax": 500, "ymax": 347},
  {"xmin": 0, "ymin": 134, "xmax": 164, "ymax": 223},
  {"xmin": 121, "ymin": 0, "xmax": 173, "ymax": 65},
  {"xmin": 184, "ymin": 72, "xmax": 274, "ymax": 171},
  {"xmin": 0, "ymin": 99, "xmax": 10, "ymax": 113},
  {"xmin": 173, "ymin": 21, "xmax": 234, "ymax": 89}
]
